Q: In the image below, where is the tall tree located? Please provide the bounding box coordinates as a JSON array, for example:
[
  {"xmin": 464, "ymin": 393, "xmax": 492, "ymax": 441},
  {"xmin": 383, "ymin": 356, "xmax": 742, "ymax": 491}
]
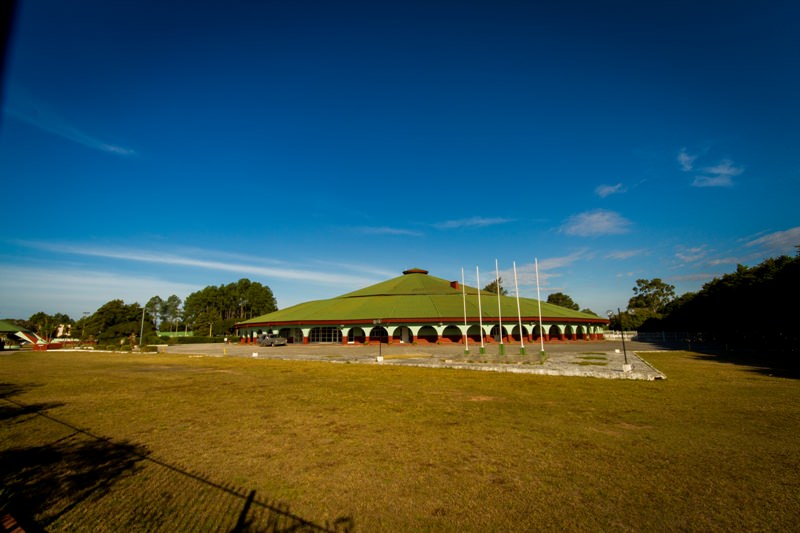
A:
[
  {"xmin": 483, "ymin": 277, "xmax": 508, "ymax": 296},
  {"xmin": 547, "ymin": 292, "xmax": 579, "ymax": 310},
  {"xmin": 183, "ymin": 279, "xmax": 277, "ymax": 335},
  {"xmin": 163, "ymin": 294, "xmax": 182, "ymax": 331},
  {"xmin": 146, "ymin": 295, "xmax": 164, "ymax": 330},
  {"xmin": 84, "ymin": 300, "xmax": 155, "ymax": 343},
  {"xmin": 628, "ymin": 278, "xmax": 675, "ymax": 314},
  {"xmin": 26, "ymin": 312, "xmax": 72, "ymax": 340}
]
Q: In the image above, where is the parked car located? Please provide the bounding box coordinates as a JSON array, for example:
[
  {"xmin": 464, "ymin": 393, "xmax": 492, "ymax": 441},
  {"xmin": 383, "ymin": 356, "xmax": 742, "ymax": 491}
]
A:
[{"xmin": 257, "ymin": 333, "xmax": 287, "ymax": 347}]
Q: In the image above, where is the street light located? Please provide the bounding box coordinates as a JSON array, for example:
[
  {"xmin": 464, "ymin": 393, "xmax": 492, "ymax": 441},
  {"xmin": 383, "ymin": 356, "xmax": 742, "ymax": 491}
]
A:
[
  {"xmin": 373, "ymin": 319, "xmax": 383, "ymax": 362},
  {"xmin": 608, "ymin": 309, "xmax": 632, "ymax": 372}
]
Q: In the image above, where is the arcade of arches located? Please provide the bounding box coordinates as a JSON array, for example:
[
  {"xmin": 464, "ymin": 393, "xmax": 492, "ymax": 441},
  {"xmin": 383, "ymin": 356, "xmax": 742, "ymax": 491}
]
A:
[{"xmin": 240, "ymin": 321, "xmax": 604, "ymax": 345}]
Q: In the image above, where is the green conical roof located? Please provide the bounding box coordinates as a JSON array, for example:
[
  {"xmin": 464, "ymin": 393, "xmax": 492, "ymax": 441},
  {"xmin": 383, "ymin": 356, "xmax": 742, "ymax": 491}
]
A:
[{"xmin": 238, "ymin": 269, "xmax": 601, "ymax": 326}]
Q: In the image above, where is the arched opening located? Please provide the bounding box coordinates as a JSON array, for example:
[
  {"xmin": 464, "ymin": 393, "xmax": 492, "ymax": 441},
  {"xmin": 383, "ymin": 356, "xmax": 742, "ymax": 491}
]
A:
[
  {"xmin": 368, "ymin": 326, "xmax": 389, "ymax": 343},
  {"xmin": 489, "ymin": 325, "xmax": 508, "ymax": 343},
  {"xmin": 548, "ymin": 324, "xmax": 561, "ymax": 340},
  {"xmin": 392, "ymin": 326, "xmax": 412, "ymax": 343},
  {"xmin": 278, "ymin": 327, "xmax": 303, "ymax": 344},
  {"xmin": 348, "ymin": 327, "xmax": 366, "ymax": 344},
  {"xmin": 575, "ymin": 325, "xmax": 586, "ymax": 340},
  {"xmin": 309, "ymin": 326, "xmax": 342, "ymax": 343},
  {"xmin": 511, "ymin": 324, "xmax": 528, "ymax": 342},
  {"xmin": 442, "ymin": 325, "xmax": 462, "ymax": 343},
  {"xmin": 417, "ymin": 325, "xmax": 438, "ymax": 344},
  {"xmin": 466, "ymin": 324, "xmax": 484, "ymax": 342},
  {"xmin": 564, "ymin": 324, "xmax": 575, "ymax": 340},
  {"xmin": 532, "ymin": 324, "xmax": 542, "ymax": 340}
]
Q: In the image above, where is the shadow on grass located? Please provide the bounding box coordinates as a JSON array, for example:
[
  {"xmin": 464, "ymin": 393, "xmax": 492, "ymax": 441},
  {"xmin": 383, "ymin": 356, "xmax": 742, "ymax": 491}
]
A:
[
  {"xmin": 689, "ymin": 349, "xmax": 800, "ymax": 380},
  {"xmin": 631, "ymin": 341, "xmax": 800, "ymax": 380},
  {"xmin": 0, "ymin": 383, "xmax": 354, "ymax": 532}
]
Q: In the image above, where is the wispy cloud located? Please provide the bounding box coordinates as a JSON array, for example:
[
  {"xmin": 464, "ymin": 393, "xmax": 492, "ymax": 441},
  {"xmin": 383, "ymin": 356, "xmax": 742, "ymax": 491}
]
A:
[
  {"xmin": 16, "ymin": 241, "xmax": 376, "ymax": 286},
  {"xmin": 595, "ymin": 183, "xmax": 627, "ymax": 198},
  {"xmin": 678, "ymin": 148, "xmax": 696, "ymax": 172},
  {"xmin": 0, "ymin": 265, "xmax": 200, "ymax": 317},
  {"xmin": 692, "ymin": 159, "xmax": 742, "ymax": 187},
  {"xmin": 671, "ymin": 272, "xmax": 719, "ymax": 283},
  {"xmin": 4, "ymin": 90, "xmax": 136, "ymax": 156},
  {"xmin": 355, "ymin": 226, "xmax": 423, "ymax": 237},
  {"xmin": 560, "ymin": 209, "xmax": 632, "ymax": 236},
  {"xmin": 312, "ymin": 260, "xmax": 398, "ymax": 279},
  {"xmin": 433, "ymin": 217, "xmax": 514, "ymax": 230},
  {"xmin": 605, "ymin": 249, "xmax": 646, "ymax": 260},
  {"xmin": 678, "ymin": 148, "xmax": 743, "ymax": 187},
  {"xmin": 745, "ymin": 226, "xmax": 800, "ymax": 254},
  {"xmin": 675, "ymin": 245, "xmax": 709, "ymax": 263},
  {"xmin": 706, "ymin": 257, "xmax": 741, "ymax": 266},
  {"xmin": 492, "ymin": 251, "xmax": 589, "ymax": 291}
]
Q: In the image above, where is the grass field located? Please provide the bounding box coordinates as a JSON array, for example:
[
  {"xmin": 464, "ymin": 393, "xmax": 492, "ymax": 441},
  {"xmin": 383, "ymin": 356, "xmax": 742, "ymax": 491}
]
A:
[{"xmin": 2, "ymin": 350, "xmax": 799, "ymax": 531}]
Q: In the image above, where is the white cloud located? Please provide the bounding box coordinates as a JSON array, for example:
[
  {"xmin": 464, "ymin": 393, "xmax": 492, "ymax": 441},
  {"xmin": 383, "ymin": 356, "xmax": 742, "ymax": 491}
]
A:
[
  {"xmin": 671, "ymin": 272, "xmax": 719, "ymax": 283},
  {"xmin": 433, "ymin": 217, "xmax": 514, "ymax": 230},
  {"xmin": 679, "ymin": 147, "xmax": 743, "ymax": 187},
  {"xmin": 675, "ymin": 245, "xmax": 709, "ymax": 263},
  {"xmin": 0, "ymin": 265, "xmax": 200, "ymax": 318},
  {"xmin": 595, "ymin": 183, "xmax": 627, "ymax": 198},
  {"xmin": 705, "ymin": 160, "xmax": 744, "ymax": 177},
  {"xmin": 691, "ymin": 159, "xmax": 742, "ymax": 188},
  {"xmin": 560, "ymin": 209, "xmax": 632, "ymax": 236},
  {"xmin": 15, "ymin": 241, "xmax": 377, "ymax": 286},
  {"xmin": 605, "ymin": 249, "xmax": 646, "ymax": 260},
  {"xmin": 678, "ymin": 148, "xmax": 696, "ymax": 172},
  {"xmin": 494, "ymin": 251, "xmax": 588, "ymax": 290},
  {"xmin": 706, "ymin": 257, "xmax": 741, "ymax": 266},
  {"xmin": 692, "ymin": 175, "xmax": 733, "ymax": 187},
  {"xmin": 356, "ymin": 226, "xmax": 423, "ymax": 237},
  {"xmin": 5, "ymin": 90, "xmax": 136, "ymax": 157},
  {"xmin": 745, "ymin": 226, "xmax": 800, "ymax": 254}
]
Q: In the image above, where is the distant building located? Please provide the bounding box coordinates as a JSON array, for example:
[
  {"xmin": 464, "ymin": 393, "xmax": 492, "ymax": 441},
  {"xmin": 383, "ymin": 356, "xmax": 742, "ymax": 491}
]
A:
[{"xmin": 236, "ymin": 268, "xmax": 607, "ymax": 345}]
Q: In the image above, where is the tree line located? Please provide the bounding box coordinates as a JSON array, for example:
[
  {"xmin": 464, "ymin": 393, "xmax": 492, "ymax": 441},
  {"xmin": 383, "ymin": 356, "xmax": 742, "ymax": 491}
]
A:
[
  {"xmin": 613, "ymin": 252, "xmax": 799, "ymax": 350},
  {"xmin": 5, "ymin": 278, "xmax": 277, "ymax": 345}
]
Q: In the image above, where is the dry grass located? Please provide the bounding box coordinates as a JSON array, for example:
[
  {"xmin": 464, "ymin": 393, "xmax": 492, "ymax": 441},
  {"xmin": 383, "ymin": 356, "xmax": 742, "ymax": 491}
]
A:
[{"xmin": 2, "ymin": 350, "xmax": 799, "ymax": 531}]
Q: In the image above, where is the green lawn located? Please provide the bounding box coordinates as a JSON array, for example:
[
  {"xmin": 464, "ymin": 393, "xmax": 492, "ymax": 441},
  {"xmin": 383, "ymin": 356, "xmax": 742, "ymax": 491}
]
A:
[{"xmin": 2, "ymin": 350, "xmax": 799, "ymax": 531}]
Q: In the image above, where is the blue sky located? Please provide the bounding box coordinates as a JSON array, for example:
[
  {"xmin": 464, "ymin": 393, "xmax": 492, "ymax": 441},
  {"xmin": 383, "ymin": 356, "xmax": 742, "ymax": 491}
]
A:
[{"xmin": 1, "ymin": 0, "xmax": 798, "ymax": 320}]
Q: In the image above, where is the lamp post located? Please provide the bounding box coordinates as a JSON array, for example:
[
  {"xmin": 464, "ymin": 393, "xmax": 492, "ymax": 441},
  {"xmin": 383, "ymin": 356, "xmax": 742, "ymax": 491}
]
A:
[
  {"xmin": 139, "ymin": 306, "xmax": 146, "ymax": 352},
  {"xmin": 81, "ymin": 311, "xmax": 89, "ymax": 342},
  {"xmin": 615, "ymin": 308, "xmax": 632, "ymax": 372},
  {"xmin": 373, "ymin": 319, "xmax": 383, "ymax": 362}
]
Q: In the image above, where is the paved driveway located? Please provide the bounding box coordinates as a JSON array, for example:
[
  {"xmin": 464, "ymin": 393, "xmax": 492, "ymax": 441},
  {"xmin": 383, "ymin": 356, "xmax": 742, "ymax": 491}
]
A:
[{"xmin": 163, "ymin": 339, "xmax": 671, "ymax": 380}]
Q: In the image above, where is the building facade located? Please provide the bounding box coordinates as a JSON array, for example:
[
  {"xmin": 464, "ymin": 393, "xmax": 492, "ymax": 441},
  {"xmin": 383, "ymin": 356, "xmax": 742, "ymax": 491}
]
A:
[{"xmin": 236, "ymin": 268, "xmax": 608, "ymax": 345}]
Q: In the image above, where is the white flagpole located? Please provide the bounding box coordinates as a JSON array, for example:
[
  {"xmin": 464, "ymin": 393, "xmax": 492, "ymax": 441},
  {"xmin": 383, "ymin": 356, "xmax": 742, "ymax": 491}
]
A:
[
  {"xmin": 461, "ymin": 267, "xmax": 469, "ymax": 354},
  {"xmin": 513, "ymin": 261, "xmax": 526, "ymax": 355},
  {"xmin": 495, "ymin": 258, "xmax": 505, "ymax": 355},
  {"xmin": 535, "ymin": 257, "xmax": 545, "ymax": 357},
  {"xmin": 476, "ymin": 265, "xmax": 485, "ymax": 354}
]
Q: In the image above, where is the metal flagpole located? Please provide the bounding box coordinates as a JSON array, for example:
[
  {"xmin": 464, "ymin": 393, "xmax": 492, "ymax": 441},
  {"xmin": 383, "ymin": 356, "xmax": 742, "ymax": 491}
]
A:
[
  {"xmin": 535, "ymin": 257, "xmax": 546, "ymax": 359},
  {"xmin": 513, "ymin": 261, "xmax": 526, "ymax": 355},
  {"xmin": 476, "ymin": 265, "xmax": 485, "ymax": 354},
  {"xmin": 496, "ymin": 258, "xmax": 505, "ymax": 355},
  {"xmin": 461, "ymin": 267, "xmax": 469, "ymax": 355}
]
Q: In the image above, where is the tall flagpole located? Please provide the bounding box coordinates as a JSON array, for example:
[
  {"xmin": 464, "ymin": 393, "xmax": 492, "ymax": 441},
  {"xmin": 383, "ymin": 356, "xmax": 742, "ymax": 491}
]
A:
[
  {"xmin": 461, "ymin": 267, "xmax": 469, "ymax": 355},
  {"xmin": 495, "ymin": 258, "xmax": 505, "ymax": 355},
  {"xmin": 513, "ymin": 261, "xmax": 526, "ymax": 355},
  {"xmin": 476, "ymin": 265, "xmax": 485, "ymax": 354},
  {"xmin": 535, "ymin": 257, "xmax": 546, "ymax": 358}
]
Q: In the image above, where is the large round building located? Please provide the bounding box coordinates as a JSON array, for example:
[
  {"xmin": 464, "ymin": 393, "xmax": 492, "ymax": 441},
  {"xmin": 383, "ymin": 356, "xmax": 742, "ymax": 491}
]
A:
[{"xmin": 236, "ymin": 268, "xmax": 607, "ymax": 345}]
